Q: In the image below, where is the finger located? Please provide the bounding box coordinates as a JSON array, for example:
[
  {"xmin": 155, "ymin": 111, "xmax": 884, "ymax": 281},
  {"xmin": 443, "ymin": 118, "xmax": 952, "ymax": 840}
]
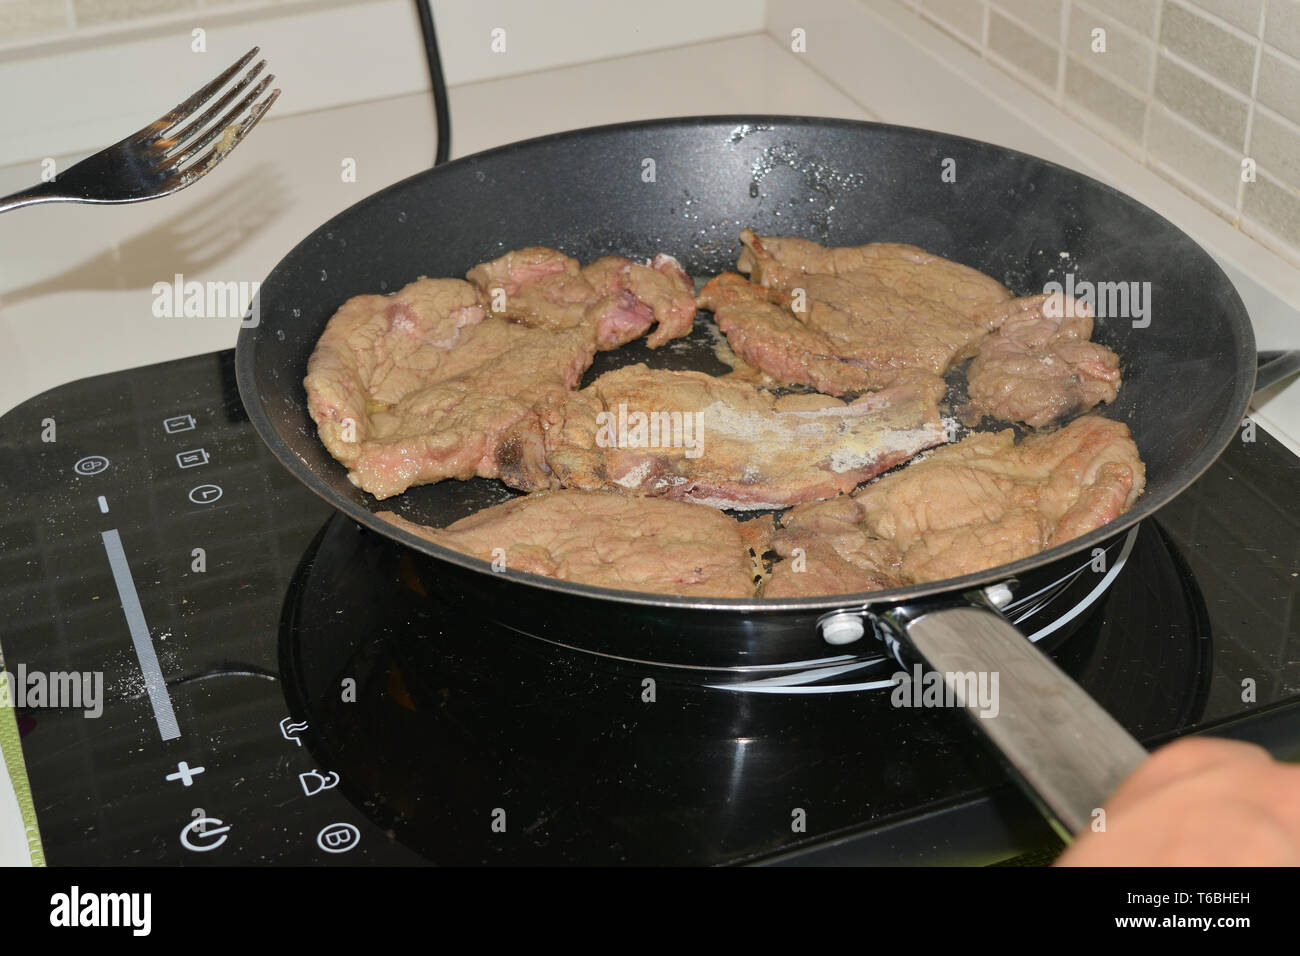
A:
[{"xmin": 1106, "ymin": 736, "xmax": 1272, "ymax": 809}]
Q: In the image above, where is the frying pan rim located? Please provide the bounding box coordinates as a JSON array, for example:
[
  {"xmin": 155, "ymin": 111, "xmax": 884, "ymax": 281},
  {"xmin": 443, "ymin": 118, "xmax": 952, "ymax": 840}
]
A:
[{"xmin": 235, "ymin": 113, "xmax": 1257, "ymax": 614}]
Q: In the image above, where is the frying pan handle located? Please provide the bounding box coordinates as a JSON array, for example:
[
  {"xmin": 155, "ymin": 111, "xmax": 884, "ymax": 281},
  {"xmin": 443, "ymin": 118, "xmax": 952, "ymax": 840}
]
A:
[
  {"xmin": 875, "ymin": 599, "xmax": 1147, "ymax": 841},
  {"xmin": 1255, "ymin": 350, "xmax": 1300, "ymax": 393}
]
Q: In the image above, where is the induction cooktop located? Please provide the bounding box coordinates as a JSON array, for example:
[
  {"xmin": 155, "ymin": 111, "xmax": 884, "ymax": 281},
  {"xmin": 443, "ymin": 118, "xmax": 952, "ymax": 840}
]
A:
[{"xmin": 1, "ymin": 350, "xmax": 1296, "ymax": 865}]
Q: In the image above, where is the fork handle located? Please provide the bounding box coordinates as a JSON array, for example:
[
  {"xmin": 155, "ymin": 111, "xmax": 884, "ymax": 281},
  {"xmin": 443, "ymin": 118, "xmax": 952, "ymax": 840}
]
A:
[{"xmin": 0, "ymin": 181, "xmax": 65, "ymax": 214}]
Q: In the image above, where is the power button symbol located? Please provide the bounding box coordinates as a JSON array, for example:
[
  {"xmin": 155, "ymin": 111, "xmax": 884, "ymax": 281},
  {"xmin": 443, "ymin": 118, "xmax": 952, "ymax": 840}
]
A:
[
  {"xmin": 180, "ymin": 817, "xmax": 230, "ymax": 852},
  {"xmin": 316, "ymin": 822, "xmax": 360, "ymax": 854}
]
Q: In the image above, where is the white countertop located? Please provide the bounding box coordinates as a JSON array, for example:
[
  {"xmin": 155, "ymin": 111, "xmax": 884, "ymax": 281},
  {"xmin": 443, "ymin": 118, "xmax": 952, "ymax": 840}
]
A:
[{"xmin": 1, "ymin": 3, "xmax": 1297, "ymax": 866}]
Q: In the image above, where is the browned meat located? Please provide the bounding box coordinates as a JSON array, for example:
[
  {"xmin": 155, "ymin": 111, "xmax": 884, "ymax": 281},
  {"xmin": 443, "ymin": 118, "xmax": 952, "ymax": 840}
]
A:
[
  {"xmin": 766, "ymin": 415, "xmax": 1144, "ymax": 596},
  {"xmin": 466, "ymin": 247, "xmax": 695, "ymax": 349},
  {"xmin": 697, "ymin": 230, "xmax": 1013, "ymax": 395},
  {"xmin": 764, "ymin": 506, "xmax": 905, "ymax": 599},
  {"xmin": 499, "ymin": 364, "xmax": 949, "ymax": 509},
  {"xmin": 698, "ymin": 273, "xmax": 886, "ymax": 395},
  {"xmin": 305, "ymin": 245, "xmax": 697, "ymax": 501},
  {"xmin": 304, "ymin": 277, "xmax": 600, "ymax": 500},
  {"xmin": 376, "ymin": 490, "xmax": 763, "ymax": 597},
  {"xmin": 962, "ymin": 293, "xmax": 1123, "ymax": 427}
]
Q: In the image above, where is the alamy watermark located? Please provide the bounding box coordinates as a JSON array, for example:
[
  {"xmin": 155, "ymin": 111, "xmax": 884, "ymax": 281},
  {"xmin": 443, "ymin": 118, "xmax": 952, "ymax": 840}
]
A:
[
  {"xmin": 1, "ymin": 664, "xmax": 103, "ymax": 719},
  {"xmin": 594, "ymin": 404, "xmax": 705, "ymax": 459},
  {"xmin": 151, "ymin": 273, "xmax": 260, "ymax": 327},
  {"xmin": 890, "ymin": 664, "xmax": 999, "ymax": 719},
  {"xmin": 50, "ymin": 886, "xmax": 150, "ymax": 936},
  {"xmin": 1043, "ymin": 273, "xmax": 1151, "ymax": 329}
]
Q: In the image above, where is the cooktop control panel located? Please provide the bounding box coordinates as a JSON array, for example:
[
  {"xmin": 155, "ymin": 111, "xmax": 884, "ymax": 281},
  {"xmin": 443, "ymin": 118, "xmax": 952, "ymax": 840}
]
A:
[{"xmin": 0, "ymin": 351, "xmax": 421, "ymax": 864}]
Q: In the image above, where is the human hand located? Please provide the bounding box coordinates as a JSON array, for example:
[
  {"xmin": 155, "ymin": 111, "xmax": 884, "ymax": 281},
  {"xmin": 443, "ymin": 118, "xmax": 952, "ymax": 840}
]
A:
[{"xmin": 1056, "ymin": 736, "xmax": 1300, "ymax": 866}]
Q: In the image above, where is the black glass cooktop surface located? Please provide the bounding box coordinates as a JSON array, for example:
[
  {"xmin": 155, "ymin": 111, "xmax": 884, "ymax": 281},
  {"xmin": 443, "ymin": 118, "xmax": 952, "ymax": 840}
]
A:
[{"xmin": 1, "ymin": 351, "xmax": 1296, "ymax": 865}]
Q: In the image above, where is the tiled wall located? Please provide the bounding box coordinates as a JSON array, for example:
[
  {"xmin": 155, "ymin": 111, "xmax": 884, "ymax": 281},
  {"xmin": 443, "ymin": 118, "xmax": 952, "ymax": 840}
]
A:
[
  {"xmin": 0, "ymin": 0, "xmax": 326, "ymax": 48},
  {"xmin": 889, "ymin": 0, "xmax": 1300, "ymax": 265}
]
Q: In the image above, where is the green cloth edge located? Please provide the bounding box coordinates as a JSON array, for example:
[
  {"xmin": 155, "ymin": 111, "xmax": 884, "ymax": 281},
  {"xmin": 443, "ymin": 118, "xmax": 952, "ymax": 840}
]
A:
[{"xmin": 1, "ymin": 670, "xmax": 46, "ymax": 866}]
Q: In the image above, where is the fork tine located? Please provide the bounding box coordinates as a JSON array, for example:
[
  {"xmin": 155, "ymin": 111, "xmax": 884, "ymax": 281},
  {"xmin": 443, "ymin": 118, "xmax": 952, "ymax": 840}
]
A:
[
  {"xmin": 133, "ymin": 46, "xmax": 260, "ymax": 142},
  {"xmin": 159, "ymin": 75, "xmax": 275, "ymax": 174},
  {"xmin": 163, "ymin": 89, "xmax": 281, "ymax": 190},
  {"xmin": 151, "ymin": 59, "xmax": 267, "ymax": 155}
]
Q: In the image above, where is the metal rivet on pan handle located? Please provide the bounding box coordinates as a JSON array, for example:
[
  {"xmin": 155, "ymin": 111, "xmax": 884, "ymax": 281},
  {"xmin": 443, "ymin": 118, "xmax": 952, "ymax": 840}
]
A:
[
  {"xmin": 818, "ymin": 611, "xmax": 867, "ymax": 645},
  {"xmin": 983, "ymin": 582, "xmax": 1014, "ymax": 609}
]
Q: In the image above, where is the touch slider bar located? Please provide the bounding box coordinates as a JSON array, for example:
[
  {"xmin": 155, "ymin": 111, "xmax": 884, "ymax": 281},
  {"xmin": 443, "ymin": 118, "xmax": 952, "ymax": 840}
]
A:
[{"xmin": 101, "ymin": 529, "xmax": 180, "ymax": 741}]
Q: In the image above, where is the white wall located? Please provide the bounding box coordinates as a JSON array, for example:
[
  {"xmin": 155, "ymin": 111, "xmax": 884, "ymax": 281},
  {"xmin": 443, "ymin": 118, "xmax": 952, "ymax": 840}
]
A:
[{"xmin": 0, "ymin": 0, "xmax": 768, "ymax": 167}]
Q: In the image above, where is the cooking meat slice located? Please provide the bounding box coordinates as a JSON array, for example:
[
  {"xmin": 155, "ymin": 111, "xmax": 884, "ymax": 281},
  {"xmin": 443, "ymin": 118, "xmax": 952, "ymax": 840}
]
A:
[
  {"xmin": 501, "ymin": 364, "xmax": 949, "ymax": 509},
  {"xmin": 764, "ymin": 500, "xmax": 906, "ymax": 598},
  {"xmin": 766, "ymin": 415, "xmax": 1144, "ymax": 596},
  {"xmin": 697, "ymin": 229, "xmax": 1013, "ymax": 394},
  {"xmin": 375, "ymin": 490, "xmax": 764, "ymax": 598},
  {"xmin": 962, "ymin": 293, "xmax": 1123, "ymax": 428},
  {"xmin": 306, "ymin": 244, "xmax": 698, "ymax": 500},
  {"xmin": 304, "ymin": 276, "xmax": 600, "ymax": 500},
  {"xmin": 465, "ymin": 247, "xmax": 696, "ymax": 348},
  {"xmin": 697, "ymin": 274, "xmax": 887, "ymax": 395}
]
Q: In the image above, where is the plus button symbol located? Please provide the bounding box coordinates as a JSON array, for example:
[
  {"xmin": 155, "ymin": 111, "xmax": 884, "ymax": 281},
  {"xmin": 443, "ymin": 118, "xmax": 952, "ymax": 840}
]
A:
[{"xmin": 166, "ymin": 761, "xmax": 206, "ymax": 787}]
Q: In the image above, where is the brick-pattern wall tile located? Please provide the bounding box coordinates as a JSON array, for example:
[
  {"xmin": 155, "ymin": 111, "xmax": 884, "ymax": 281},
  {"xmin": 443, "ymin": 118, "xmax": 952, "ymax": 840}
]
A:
[
  {"xmin": 896, "ymin": 0, "xmax": 1300, "ymax": 263},
  {"xmin": 920, "ymin": 0, "xmax": 986, "ymax": 49},
  {"xmin": 1079, "ymin": 0, "xmax": 1159, "ymax": 36},
  {"xmin": 1249, "ymin": 110, "xmax": 1300, "ymax": 187},
  {"xmin": 1256, "ymin": 49, "xmax": 1300, "ymax": 127},
  {"xmin": 1159, "ymin": 3, "xmax": 1257, "ymax": 92},
  {"xmin": 989, "ymin": 0, "xmax": 1063, "ymax": 40},
  {"xmin": 1153, "ymin": 53, "xmax": 1249, "ymax": 148},
  {"xmin": 1186, "ymin": 0, "xmax": 1264, "ymax": 34},
  {"xmin": 987, "ymin": 10, "xmax": 1061, "ymax": 90},
  {"xmin": 1147, "ymin": 106, "xmax": 1242, "ymax": 205},
  {"xmin": 1065, "ymin": 57, "xmax": 1147, "ymax": 140},
  {"xmin": 1264, "ymin": 0, "xmax": 1300, "ymax": 58},
  {"xmin": 1242, "ymin": 175, "xmax": 1300, "ymax": 251},
  {"xmin": 1067, "ymin": 5, "xmax": 1153, "ymax": 91}
]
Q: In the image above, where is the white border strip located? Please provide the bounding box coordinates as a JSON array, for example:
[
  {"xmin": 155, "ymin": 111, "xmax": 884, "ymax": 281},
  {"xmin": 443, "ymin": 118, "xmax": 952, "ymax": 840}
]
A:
[{"xmin": 101, "ymin": 529, "xmax": 180, "ymax": 740}]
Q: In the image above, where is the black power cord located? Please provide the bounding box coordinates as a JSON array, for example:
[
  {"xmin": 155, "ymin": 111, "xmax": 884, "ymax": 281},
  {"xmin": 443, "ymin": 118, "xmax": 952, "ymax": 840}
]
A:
[{"xmin": 415, "ymin": 0, "xmax": 451, "ymax": 166}]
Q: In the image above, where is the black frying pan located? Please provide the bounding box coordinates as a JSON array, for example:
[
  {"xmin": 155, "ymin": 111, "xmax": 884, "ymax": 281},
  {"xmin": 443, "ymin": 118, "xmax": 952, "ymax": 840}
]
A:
[{"xmin": 236, "ymin": 117, "xmax": 1257, "ymax": 840}]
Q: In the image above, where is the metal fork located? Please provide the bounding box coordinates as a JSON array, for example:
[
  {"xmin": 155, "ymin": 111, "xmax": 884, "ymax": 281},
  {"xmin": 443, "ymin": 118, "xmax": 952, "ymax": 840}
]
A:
[{"xmin": 0, "ymin": 47, "xmax": 279, "ymax": 214}]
